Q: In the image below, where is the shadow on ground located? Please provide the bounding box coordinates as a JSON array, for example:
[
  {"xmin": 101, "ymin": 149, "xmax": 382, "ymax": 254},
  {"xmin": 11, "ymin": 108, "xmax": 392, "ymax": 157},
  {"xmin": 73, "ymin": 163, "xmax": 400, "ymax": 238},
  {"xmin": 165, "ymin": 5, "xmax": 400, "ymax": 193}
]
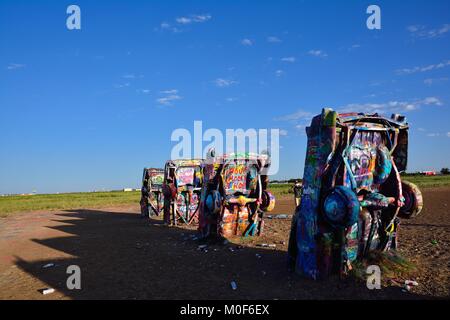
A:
[{"xmin": 14, "ymin": 208, "xmax": 433, "ymax": 299}]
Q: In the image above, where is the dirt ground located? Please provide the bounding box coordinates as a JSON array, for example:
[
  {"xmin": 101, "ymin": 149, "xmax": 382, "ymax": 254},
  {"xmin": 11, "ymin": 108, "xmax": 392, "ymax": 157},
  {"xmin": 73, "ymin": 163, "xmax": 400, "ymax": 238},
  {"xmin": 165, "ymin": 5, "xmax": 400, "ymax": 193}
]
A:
[{"xmin": 0, "ymin": 188, "xmax": 448, "ymax": 300}]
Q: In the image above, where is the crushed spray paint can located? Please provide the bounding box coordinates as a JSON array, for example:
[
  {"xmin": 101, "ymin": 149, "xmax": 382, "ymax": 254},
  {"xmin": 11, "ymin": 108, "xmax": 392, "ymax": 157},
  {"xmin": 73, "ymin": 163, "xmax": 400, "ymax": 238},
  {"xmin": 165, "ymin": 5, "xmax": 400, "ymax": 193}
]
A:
[
  {"xmin": 42, "ymin": 288, "xmax": 55, "ymax": 295},
  {"xmin": 405, "ymin": 280, "xmax": 419, "ymax": 286}
]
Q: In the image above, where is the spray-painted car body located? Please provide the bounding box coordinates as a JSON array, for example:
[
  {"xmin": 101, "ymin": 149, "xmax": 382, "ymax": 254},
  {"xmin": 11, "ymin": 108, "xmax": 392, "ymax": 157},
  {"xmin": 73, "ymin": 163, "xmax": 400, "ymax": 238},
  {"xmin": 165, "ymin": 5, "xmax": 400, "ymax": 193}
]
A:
[
  {"xmin": 140, "ymin": 168, "xmax": 165, "ymax": 217},
  {"xmin": 288, "ymin": 109, "xmax": 423, "ymax": 279},
  {"xmin": 198, "ymin": 152, "xmax": 275, "ymax": 238},
  {"xmin": 162, "ymin": 159, "xmax": 203, "ymax": 225}
]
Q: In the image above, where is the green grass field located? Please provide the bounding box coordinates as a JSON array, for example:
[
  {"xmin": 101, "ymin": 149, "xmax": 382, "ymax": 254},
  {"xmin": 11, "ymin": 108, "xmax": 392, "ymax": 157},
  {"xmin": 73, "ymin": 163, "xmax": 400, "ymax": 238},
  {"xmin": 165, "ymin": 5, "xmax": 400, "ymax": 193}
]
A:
[
  {"xmin": 270, "ymin": 174, "xmax": 450, "ymax": 196},
  {"xmin": 1, "ymin": 175, "xmax": 449, "ymax": 217},
  {"xmin": 0, "ymin": 191, "xmax": 141, "ymax": 217}
]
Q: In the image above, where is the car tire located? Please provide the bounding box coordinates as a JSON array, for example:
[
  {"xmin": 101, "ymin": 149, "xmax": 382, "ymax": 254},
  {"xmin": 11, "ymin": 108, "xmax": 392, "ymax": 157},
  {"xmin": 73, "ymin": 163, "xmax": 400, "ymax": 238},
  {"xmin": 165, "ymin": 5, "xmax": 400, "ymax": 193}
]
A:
[
  {"xmin": 322, "ymin": 186, "xmax": 360, "ymax": 228},
  {"xmin": 399, "ymin": 180, "xmax": 423, "ymax": 219}
]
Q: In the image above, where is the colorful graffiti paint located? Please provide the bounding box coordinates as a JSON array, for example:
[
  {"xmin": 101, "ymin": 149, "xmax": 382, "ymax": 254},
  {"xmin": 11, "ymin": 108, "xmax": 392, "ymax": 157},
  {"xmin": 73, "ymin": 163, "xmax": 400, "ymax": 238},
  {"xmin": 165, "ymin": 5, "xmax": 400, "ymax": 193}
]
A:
[
  {"xmin": 288, "ymin": 108, "xmax": 422, "ymax": 279},
  {"xmin": 163, "ymin": 159, "xmax": 203, "ymax": 225},
  {"xmin": 140, "ymin": 168, "xmax": 165, "ymax": 217},
  {"xmin": 223, "ymin": 163, "xmax": 249, "ymax": 194},
  {"xmin": 176, "ymin": 167, "xmax": 195, "ymax": 186},
  {"xmin": 198, "ymin": 152, "xmax": 274, "ymax": 238}
]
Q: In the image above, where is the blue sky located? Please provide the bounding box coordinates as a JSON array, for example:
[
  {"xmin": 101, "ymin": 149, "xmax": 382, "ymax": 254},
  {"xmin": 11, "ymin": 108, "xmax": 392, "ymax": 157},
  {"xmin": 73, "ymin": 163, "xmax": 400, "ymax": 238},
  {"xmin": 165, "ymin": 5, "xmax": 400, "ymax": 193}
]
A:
[{"xmin": 1, "ymin": 0, "xmax": 450, "ymax": 194}]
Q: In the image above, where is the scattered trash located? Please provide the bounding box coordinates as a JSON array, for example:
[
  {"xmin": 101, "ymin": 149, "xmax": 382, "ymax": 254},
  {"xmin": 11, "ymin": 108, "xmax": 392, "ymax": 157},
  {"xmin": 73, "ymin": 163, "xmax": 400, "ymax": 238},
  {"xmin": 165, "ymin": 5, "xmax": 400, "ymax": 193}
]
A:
[
  {"xmin": 230, "ymin": 281, "xmax": 237, "ymax": 290},
  {"xmin": 41, "ymin": 288, "xmax": 55, "ymax": 295},
  {"xmin": 257, "ymin": 243, "xmax": 269, "ymax": 247},
  {"xmin": 42, "ymin": 263, "xmax": 55, "ymax": 268},
  {"xmin": 266, "ymin": 214, "xmax": 292, "ymax": 220},
  {"xmin": 279, "ymin": 241, "xmax": 286, "ymax": 245},
  {"xmin": 255, "ymin": 254, "xmax": 261, "ymax": 259},
  {"xmin": 223, "ymin": 239, "xmax": 229, "ymax": 245},
  {"xmin": 430, "ymin": 239, "xmax": 438, "ymax": 245},
  {"xmin": 228, "ymin": 247, "xmax": 235, "ymax": 252},
  {"xmin": 402, "ymin": 284, "xmax": 411, "ymax": 292},
  {"xmin": 262, "ymin": 271, "xmax": 267, "ymax": 276},
  {"xmin": 405, "ymin": 280, "xmax": 419, "ymax": 286},
  {"xmin": 197, "ymin": 244, "xmax": 208, "ymax": 250},
  {"xmin": 257, "ymin": 243, "xmax": 276, "ymax": 248}
]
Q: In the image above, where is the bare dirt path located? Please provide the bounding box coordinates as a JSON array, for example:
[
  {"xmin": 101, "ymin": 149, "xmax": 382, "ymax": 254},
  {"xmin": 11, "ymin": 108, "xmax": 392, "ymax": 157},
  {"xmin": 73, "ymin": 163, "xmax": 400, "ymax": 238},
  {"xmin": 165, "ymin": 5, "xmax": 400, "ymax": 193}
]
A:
[{"xmin": 0, "ymin": 188, "xmax": 448, "ymax": 300}]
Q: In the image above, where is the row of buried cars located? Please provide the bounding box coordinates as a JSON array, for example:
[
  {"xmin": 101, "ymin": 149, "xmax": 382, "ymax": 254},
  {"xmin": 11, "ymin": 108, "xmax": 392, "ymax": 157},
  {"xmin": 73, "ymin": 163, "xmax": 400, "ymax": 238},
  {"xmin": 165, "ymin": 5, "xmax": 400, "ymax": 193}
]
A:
[
  {"xmin": 140, "ymin": 109, "xmax": 424, "ymax": 279},
  {"xmin": 140, "ymin": 150, "xmax": 275, "ymax": 238}
]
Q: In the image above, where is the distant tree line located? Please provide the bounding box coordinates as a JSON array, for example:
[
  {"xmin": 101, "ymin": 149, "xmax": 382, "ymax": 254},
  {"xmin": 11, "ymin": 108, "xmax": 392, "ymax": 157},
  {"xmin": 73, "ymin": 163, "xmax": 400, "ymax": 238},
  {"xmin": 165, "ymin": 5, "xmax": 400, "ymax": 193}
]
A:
[{"xmin": 400, "ymin": 168, "xmax": 450, "ymax": 176}]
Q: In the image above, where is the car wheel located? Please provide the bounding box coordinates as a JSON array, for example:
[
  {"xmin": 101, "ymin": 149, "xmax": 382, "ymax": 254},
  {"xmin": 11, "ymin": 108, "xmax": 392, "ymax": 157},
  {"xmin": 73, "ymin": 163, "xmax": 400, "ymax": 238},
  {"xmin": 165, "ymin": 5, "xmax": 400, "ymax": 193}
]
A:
[
  {"xmin": 399, "ymin": 180, "xmax": 423, "ymax": 219},
  {"xmin": 322, "ymin": 186, "xmax": 360, "ymax": 228}
]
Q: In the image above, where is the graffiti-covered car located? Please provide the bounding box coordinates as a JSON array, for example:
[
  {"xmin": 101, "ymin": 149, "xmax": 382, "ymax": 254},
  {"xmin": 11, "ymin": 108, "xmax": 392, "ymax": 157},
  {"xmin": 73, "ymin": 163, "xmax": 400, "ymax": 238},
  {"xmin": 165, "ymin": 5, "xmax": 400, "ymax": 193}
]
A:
[
  {"xmin": 288, "ymin": 109, "xmax": 423, "ymax": 279},
  {"xmin": 140, "ymin": 168, "xmax": 165, "ymax": 218},
  {"xmin": 162, "ymin": 159, "xmax": 203, "ymax": 225},
  {"xmin": 198, "ymin": 151, "xmax": 275, "ymax": 238}
]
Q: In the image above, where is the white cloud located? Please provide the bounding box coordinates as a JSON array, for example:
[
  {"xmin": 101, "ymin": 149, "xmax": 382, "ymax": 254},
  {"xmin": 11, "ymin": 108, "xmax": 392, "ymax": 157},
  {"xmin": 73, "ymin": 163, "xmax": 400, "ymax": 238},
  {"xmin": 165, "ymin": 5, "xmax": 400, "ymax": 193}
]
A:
[
  {"xmin": 176, "ymin": 17, "xmax": 192, "ymax": 24},
  {"xmin": 274, "ymin": 110, "xmax": 312, "ymax": 121},
  {"xmin": 7, "ymin": 63, "xmax": 25, "ymax": 70},
  {"xmin": 396, "ymin": 60, "xmax": 450, "ymax": 75},
  {"xmin": 241, "ymin": 38, "xmax": 253, "ymax": 46},
  {"xmin": 136, "ymin": 89, "xmax": 150, "ymax": 94},
  {"xmin": 158, "ymin": 22, "xmax": 181, "ymax": 33},
  {"xmin": 157, "ymin": 94, "xmax": 182, "ymax": 106},
  {"xmin": 123, "ymin": 74, "xmax": 136, "ymax": 79},
  {"xmin": 308, "ymin": 50, "xmax": 328, "ymax": 58},
  {"xmin": 161, "ymin": 89, "xmax": 178, "ymax": 94},
  {"xmin": 267, "ymin": 36, "xmax": 282, "ymax": 43},
  {"xmin": 191, "ymin": 14, "xmax": 212, "ymax": 23},
  {"xmin": 160, "ymin": 22, "xmax": 171, "ymax": 29},
  {"xmin": 114, "ymin": 83, "xmax": 131, "ymax": 88},
  {"xmin": 275, "ymin": 70, "xmax": 284, "ymax": 77},
  {"xmin": 407, "ymin": 25, "xmax": 423, "ymax": 33},
  {"xmin": 423, "ymin": 131, "xmax": 450, "ymax": 138},
  {"xmin": 279, "ymin": 129, "xmax": 288, "ymax": 136},
  {"xmin": 421, "ymin": 97, "xmax": 443, "ymax": 106},
  {"xmin": 214, "ymin": 78, "xmax": 238, "ymax": 88},
  {"xmin": 427, "ymin": 133, "xmax": 440, "ymax": 137},
  {"xmin": 158, "ymin": 14, "xmax": 211, "ymax": 32},
  {"xmin": 407, "ymin": 24, "xmax": 450, "ymax": 39},
  {"xmin": 338, "ymin": 97, "xmax": 443, "ymax": 113},
  {"xmin": 226, "ymin": 97, "xmax": 238, "ymax": 102},
  {"xmin": 281, "ymin": 57, "xmax": 296, "ymax": 63},
  {"xmin": 424, "ymin": 77, "xmax": 448, "ymax": 85},
  {"xmin": 176, "ymin": 14, "xmax": 211, "ymax": 25}
]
